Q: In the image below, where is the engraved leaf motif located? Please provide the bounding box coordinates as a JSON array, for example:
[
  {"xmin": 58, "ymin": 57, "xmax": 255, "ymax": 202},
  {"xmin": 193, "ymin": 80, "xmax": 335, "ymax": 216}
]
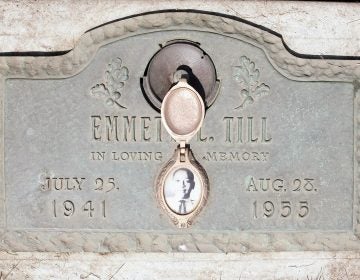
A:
[
  {"xmin": 106, "ymin": 82, "xmax": 114, "ymax": 93},
  {"xmin": 233, "ymin": 66, "xmax": 248, "ymax": 84},
  {"xmin": 249, "ymin": 69, "xmax": 260, "ymax": 84},
  {"xmin": 109, "ymin": 57, "xmax": 122, "ymax": 72},
  {"xmin": 115, "ymin": 67, "xmax": 129, "ymax": 83},
  {"xmin": 90, "ymin": 84, "xmax": 109, "ymax": 98},
  {"xmin": 112, "ymin": 92, "xmax": 121, "ymax": 100},
  {"xmin": 241, "ymin": 89, "xmax": 254, "ymax": 103},
  {"xmin": 108, "ymin": 67, "xmax": 129, "ymax": 85},
  {"xmin": 105, "ymin": 98, "xmax": 115, "ymax": 106},
  {"xmin": 241, "ymin": 57, "xmax": 255, "ymax": 74},
  {"xmin": 107, "ymin": 57, "xmax": 129, "ymax": 84},
  {"xmin": 106, "ymin": 64, "xmax": 128, "ymax": 94},
  {"xmin": 105, "ymin": 71, "xmax": 112, "ymax": 85},
  {"xmin": 233, "ymin": 56, "xmax": 270, "ymax": 109},
  {"xmin": 105, "ymin": 96, "xmax": 127, "ymax": 109},
  {"xmin": 115, "ymin": 82, "xmax": 125, "ymax": 91},
  {"xmin": 241, "ymin": 57, "xmax": 259, "ymax": 84},
  {"xmin": 107, "ymin": 82, "xmax": 125, "ymax": 94},
  {"xmin": 254, "ymin": 83, "xmax": 270, "ymax": 97},
  {"xmin": 90, "ymin": 57, "xmax": 128, "ymax": 110},
  {"xmin": 239, "ymin": 56, "xmax": 249, "ymax": 66},
  {"xmin": 242, "ymin": 59, "xmax": 254, "ymax": 72}
]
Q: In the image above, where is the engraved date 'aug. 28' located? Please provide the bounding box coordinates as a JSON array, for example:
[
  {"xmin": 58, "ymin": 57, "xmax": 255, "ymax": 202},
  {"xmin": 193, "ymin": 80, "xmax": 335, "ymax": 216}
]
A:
[{"xmin": 245, "ymin": 177, "xmax": 317, "ymax": 219}]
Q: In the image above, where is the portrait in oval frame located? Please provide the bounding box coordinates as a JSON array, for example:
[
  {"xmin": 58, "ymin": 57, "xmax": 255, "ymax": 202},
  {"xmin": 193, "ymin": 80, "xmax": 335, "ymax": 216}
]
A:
[
  {"xmin": 164, "ymin": 167, "xmax": 202, "ymax": 215},
  {"xmin": 155, "ymin": 147, "xmax": 209, "ymax": 228}
]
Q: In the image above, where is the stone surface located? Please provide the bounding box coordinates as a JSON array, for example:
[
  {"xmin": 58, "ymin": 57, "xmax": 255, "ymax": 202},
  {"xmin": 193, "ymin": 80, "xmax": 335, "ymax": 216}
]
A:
[
  {"xmin": 3, "ymin": 31, "xmax": 354, "ymax": 232},
  {"xmin": 0, "ymin": 12, "xmax": 359, "ymax": 253},
  {"xmin": 0, "ymin": 1, "xmax": 360, "ymax": 278},
  {"xmin": 0, "ymin": 1, "xmax": 359, "ymax": 56},
  {"xmin": 0, "ymin": 251, "xmax": 359, "ymax": 280}
]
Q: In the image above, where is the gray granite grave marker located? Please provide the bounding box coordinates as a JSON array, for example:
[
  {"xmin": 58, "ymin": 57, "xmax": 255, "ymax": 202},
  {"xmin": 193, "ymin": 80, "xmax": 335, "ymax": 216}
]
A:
[{"xmin": 0, "ymin": 11, "xmax": 359, "ymax": 252}]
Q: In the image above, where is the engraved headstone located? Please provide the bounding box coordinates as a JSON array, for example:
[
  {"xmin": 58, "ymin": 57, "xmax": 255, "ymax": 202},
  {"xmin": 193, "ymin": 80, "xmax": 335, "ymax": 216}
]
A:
[{"xmin": 0, "ymin": 12, "xmax": 359, "ymax": 252}]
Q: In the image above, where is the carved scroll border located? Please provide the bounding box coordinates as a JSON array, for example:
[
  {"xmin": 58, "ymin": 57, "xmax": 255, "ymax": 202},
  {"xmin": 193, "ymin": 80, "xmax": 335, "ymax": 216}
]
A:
[
  {"xmin": 0, "ymin": 12, "xmax": 359, "ymax": 81},
  {"xmin": 0, "ymin": 11, "xmax": 359, "ymax": 252}
]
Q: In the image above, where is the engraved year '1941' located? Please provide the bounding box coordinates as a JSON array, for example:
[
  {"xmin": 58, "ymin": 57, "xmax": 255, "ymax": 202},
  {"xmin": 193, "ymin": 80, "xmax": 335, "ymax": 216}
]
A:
[{"xmin": 52, "ymin": 200, "xmax": 106, "ymax": 218}]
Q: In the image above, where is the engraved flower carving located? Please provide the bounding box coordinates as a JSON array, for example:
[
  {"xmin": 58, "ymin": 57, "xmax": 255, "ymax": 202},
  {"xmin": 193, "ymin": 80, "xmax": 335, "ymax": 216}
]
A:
[
  {"xmin": 90, "ymin": 57, "xmax": 129, "ymax": 109},
  {"xmin": 233, "ymin": 56, "xmax": 270, "ymax": 109}
]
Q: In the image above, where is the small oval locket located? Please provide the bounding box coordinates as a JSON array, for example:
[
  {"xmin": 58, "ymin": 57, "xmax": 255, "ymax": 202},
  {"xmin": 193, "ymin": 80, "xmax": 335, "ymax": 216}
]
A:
[{"xmin": 155, "ymin": 79, "xmax": 210, "ymax": 228}]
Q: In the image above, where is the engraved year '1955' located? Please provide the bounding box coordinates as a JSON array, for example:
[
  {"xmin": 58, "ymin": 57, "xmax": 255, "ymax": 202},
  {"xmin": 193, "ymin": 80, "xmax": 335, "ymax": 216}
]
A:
[
  {"xmin": 246, "ymin": 177, "xmax": 316, "ymax": 220},
  {"xmin": 252, "ymin": 200, "xmax": 309, "ymax": 219}
]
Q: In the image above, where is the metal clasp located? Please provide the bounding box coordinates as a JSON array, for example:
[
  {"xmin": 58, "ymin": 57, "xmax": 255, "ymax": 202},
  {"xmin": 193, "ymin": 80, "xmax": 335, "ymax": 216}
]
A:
[{"xmin": 180, "ymin": 141, "xmax": 186, "ymax": 162}]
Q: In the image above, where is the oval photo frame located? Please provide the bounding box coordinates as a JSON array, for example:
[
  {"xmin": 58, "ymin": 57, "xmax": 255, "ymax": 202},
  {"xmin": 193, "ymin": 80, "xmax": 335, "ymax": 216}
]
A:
[{"xmin": 155, "ymin": 147, "xmax": 209, "ymax": 228}]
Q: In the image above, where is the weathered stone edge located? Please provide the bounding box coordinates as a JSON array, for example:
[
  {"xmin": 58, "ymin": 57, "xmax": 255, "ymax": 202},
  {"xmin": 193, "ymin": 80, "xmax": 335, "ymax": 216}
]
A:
[
  {"xmin": 0, "ymin": 12, "xmax": 359, "ymax": 81},
  {"xmin": 355, "ymin": 81, "xmax": 360, "ymax": 236},
  {"xmin": 0, "ymin": 231, "xmax": 359, "ymax": 253}
]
